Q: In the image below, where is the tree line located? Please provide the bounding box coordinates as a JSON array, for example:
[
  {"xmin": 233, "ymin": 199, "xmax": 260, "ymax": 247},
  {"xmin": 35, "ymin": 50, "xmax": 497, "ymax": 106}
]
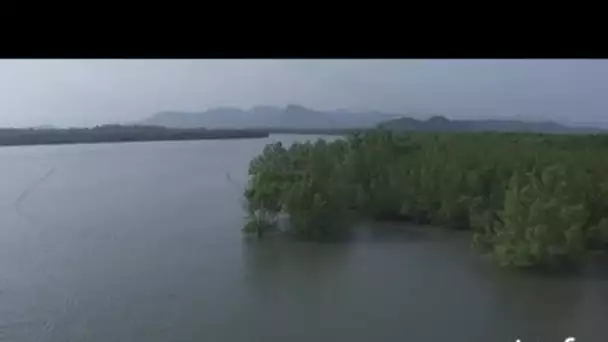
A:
[
  {"xmin": 243, "ymin": 131, "xmax": 608, "ymax": 269},
  {"xmin": 0, "ymin": 125, "xmax": 269, "ymax": 146}
]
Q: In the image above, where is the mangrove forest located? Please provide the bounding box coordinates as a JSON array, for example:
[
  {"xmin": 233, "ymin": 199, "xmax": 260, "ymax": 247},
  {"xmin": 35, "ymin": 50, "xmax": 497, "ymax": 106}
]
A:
[{"xmin": 243, "ymin": 131, "xmax": 608, "ymax": 269}]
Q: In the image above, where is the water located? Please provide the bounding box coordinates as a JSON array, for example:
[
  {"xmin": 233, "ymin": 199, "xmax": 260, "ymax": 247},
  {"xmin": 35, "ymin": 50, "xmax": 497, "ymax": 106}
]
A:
[{"xmin": 0, "ymin": 135, "xmax": 606, "ymax": 342}]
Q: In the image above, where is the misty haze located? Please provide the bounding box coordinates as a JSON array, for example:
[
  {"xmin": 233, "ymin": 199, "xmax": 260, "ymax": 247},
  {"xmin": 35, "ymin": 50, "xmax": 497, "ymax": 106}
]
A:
[
  {"xmin": 0, "ymin": 59, "xmax": 607, "ymax": 342},
  {"xmin": 1, "ymin": 59, "xmax": 608, "ymax": 128}
]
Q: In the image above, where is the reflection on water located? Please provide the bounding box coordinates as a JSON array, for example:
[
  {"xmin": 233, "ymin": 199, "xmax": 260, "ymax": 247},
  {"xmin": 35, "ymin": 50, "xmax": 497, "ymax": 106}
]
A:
[
  {"xmin": 486, "ymin": 270, "xmax": 585, "ymax": 340},
  {"xmin": 487, "ymin": 256, "xmax": 608, "ymax": 341},
  {"xmin": 240, "ymin": 225, "xmax": 608, "ymax": 342},
  {"xmin": 0, "ymin": 136, "xmax": 606, "ymax": 342}
]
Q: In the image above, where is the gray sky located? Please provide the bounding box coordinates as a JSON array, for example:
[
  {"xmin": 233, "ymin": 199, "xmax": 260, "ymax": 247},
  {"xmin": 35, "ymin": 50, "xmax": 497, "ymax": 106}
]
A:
[{"xmin": 0, "ymin": 59, "xmax": 607, "ymax": 127}]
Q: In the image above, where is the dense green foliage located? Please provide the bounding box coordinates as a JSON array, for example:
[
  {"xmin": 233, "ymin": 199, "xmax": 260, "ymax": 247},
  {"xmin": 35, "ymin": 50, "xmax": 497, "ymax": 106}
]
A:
[{"xmin": 244, "ymin": 131, "xmax": 608, "ymax": 268}]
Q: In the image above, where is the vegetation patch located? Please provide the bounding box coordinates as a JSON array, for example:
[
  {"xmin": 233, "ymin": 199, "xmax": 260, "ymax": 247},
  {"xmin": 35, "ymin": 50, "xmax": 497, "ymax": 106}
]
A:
[{"xmin": 243, "ymin": 131, "xmax": 608, "ymax": 269}]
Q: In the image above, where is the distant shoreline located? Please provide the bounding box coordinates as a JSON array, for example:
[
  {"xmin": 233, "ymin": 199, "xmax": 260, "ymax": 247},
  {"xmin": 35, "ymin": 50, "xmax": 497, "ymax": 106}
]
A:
[
  {"xmin": 0, "ymin": 125, "xmax": 271, "ymax": 147},
  {"xmin": 264, "ymin": 128, "xmax": 365, "ymax": 136},
  {"xmin": 0, "ymin": 135, "xmax": 271, "ymax": 148}
]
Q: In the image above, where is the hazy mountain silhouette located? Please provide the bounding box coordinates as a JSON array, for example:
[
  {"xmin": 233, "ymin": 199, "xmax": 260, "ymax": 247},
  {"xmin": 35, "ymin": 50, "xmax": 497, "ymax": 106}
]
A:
[
  {"xmin": 140, "ymin": 105, "xmax": 605, "ymax": 134},
  {"xmin": 140, "ymin": 105, "xmax": 400, "ymax": 129},
  {"xmin": 379, "ymin": 115, "xmax": 603, "ymax": 133}
]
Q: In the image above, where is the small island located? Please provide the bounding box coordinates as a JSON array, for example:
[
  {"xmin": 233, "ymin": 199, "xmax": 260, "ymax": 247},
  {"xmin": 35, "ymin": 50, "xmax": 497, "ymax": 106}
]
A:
[
  {"xmin": 0, "ymin": 125, "xmax": 270, "ymax": 147},
  {"xmin": 243, "ymin": 130, "xmax": 608, "ymax": 271}
]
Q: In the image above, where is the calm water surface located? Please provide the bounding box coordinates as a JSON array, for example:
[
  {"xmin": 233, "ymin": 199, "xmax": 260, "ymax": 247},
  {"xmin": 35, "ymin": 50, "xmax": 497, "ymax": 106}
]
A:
[{"xmin": 0, "ymin": 135, "xmax": 606, "ymax": 342}]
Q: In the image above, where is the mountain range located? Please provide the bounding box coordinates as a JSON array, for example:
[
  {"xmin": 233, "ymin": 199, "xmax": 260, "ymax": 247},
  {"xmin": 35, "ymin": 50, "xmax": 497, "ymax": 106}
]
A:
[
  {"xmin": 378, "ymin": 116, "xmax": 604, "ymax": 134},
  {"xmin": 140, "ymin": 105, "xmax": 400, "ymax": 130},
  {"xmin": 138, "ymin": 105, "xmax": 605, "ymax": 134}
]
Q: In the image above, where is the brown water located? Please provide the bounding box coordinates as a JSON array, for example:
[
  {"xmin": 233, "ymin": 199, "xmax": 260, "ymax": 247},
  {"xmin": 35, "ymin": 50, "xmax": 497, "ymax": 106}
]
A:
[{"xmin": 0, "ymin": 135, "xmax": 606, "ymax": 342}]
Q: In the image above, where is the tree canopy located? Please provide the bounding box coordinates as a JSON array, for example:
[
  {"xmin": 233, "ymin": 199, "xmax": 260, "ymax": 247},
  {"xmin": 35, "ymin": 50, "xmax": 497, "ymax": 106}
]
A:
[{"xmin": 243, "ymin": 131, "xmax": 608, "ymax": 269}]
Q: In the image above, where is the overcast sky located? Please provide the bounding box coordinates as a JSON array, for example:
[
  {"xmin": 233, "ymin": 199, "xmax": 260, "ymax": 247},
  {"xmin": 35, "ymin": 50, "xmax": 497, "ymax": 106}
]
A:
[{"xmin": 0, "ymin": 59, "xmax": 607, "ymax": 127}]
